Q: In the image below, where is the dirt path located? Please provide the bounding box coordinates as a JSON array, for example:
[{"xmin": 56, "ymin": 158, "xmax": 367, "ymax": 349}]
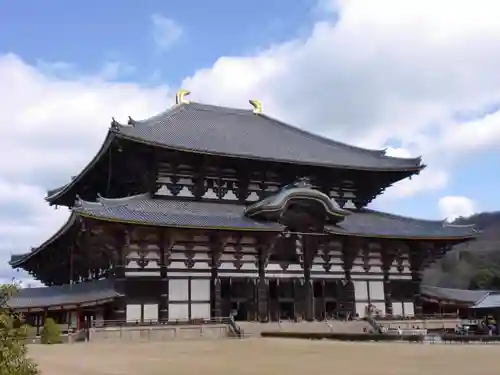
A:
[{"xmin": 29, "ymin": 339, "xmax": 498, "ymax": 375}]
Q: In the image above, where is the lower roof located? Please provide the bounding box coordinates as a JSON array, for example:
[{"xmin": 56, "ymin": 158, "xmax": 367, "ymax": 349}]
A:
[
  {"xmin": 10, "ymin": 195, "xmax": 476, "ymax": 268},
  {"xmin": 11, "ymin": 279, "xmax": 499, "ymax": 311},
  {"xmin": 421, "ymin": 285, "xmax": 500, "ymax": 310},
  {"xmin": 472, "ymin": 293, "xmax": 500, "ymax": 309},
  {"xmin": 74, "ymin": 194, "xmax": 476, "ymax": 239},
  {"xmin": 7, "ymin": 279, "xmax": 120, "ymax": 310},
  {"xmin": 420, "ymin": 285, "xmax": 491, "ymax": 305},
  {"xmin": 75, "ymin": 194, "xmax": 282, "ymax": 231}
]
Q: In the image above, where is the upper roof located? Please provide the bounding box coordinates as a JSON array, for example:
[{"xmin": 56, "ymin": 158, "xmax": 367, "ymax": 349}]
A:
[
  {"xmin": 7, "ymin": 279, "xmax": 120, "ymax": 310},
  {"xmin": 46, "ymin": 98, "xmax": 425, "ymax": 205},
  {"xmin": 115, "ymin": 101, "xmax": 423, "ymax": 171}
]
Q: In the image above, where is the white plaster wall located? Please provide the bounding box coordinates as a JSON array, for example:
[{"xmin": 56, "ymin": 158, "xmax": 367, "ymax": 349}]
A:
[
  {"xmin": 126, "ymin": 304, "xmax": 141, "ymax": 322},
  {"xmin": 392, "ymin": 302, "xmax": 403, "ymax": 317},
  {"xmin": 143, "ymin": 304, "xmax": 159, "ymax": 321},
  {"xmin": 354, "ymin": 281, "xmax": 368, "ymax": 301},
  {"xmin": 191, "ymin": 279, "xmax": 210, "ymax": 301},
  {"xmin": 169, "ymin": 279, "xmax": 189, "ymax": 301},
  {"xmin": 369, "ymin": 281, "xmax": 385, "ymax": 300},
  {"xmin": 191, "ymin": 303, "xmax": 211, "ymax": 319},
  {"xmin": 403, "ymin": 302, "xmax": 415, "ymax": 317},
  {"xmin": 169, "ymin": 304, "xmax": 189, "ymax": 320}
]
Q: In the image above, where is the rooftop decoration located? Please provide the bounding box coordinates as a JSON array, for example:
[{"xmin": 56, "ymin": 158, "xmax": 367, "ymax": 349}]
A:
[
  {"xmin": 249, "ymin": 99, "xmax": 262, "ymax": 114},
  {"xmin": 175, "ymin": 89, "xmax": 191, "ymax": 105},
  {"xmin": 244, "ymin": 177, "xmax": 349, "ymax": 225}
]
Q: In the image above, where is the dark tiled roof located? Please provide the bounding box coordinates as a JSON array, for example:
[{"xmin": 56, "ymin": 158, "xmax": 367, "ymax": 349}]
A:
[
  {"xmin": 116, "ymin": 102, "xmax": 423, "ymax": 171},
  {"xmin": 74, "ymin": 194, "xmax": 283, "ymax": 231},
  {"xmin": 7, "ymin": 279, "xmax": 120, "ymax": 309},
  {"xmin": 11, "ymin": 196, "xmax": 476, "ymax": 269},
  {"xmin": 420, "ymin": 285, "xmax": 490, "ymax": 304},
  {"xmin": 472, "ymin": 293, "xmax": 500, "ymax": 309},
  {"xmin": 327, "ymin": 209, "xmax": 477, "ymax": 239},
  {"xmin": 47, "ymin": 184, "xmax": 67, "ymax": 198},
  {"xmin": 46, "ymin": 101, "xmax": 424, "ymax": 204},
  {"xmin": 76, "ymin": 195, "xmax": 475, "ymax": 239}
]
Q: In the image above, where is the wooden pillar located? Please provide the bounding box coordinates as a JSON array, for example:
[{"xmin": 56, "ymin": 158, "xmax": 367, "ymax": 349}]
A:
[
  {"xmin": 76, "ymin": 306, "xmax": 81, "ymax": 330},
  {"xmin": 380, "ymin": 241, "xmax": 397, "ymax": 317},
  {"xmin": 159, "ymin": 229, "xmax": 175, "ymax": 323},
  {"xmin": 113, "ymin": 227, "xmax": 127, "ymax": 323},
  {"xmin": 257, "ymin": 235, "xmax": 275, "ymax": 322},
  {"xmin": 302, "ymin": 234, "xmax": 317, "ymax": 322},
  {"xmin": 409, "ymin": 241, "xmax": 427, "ymax": 318},
  {"xmin": 247, "ymin": 278, "xmax": 258, "ymax": 321},
  {"xmin": 210, "ymin": 233, "xmax": 226, "ymax": 319},
  {"xmin": 341, "ymin": 238, "xmax": 361, "ymax": 317},
  {"xmin": 36, "ymin": 314, "xmax": 41, "ymax": 335}
]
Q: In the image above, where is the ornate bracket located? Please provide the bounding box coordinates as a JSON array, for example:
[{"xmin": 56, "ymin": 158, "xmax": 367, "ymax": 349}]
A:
[
  {"xmin": 256, "ymin": 233, "xmax": 279, "ymax": 269},
  {"xmin": 341, "ymin": 237, "xmax": 365, "ymax": 277},
  {"xmin": 161, "ymin": 229, "xmax": 178, "ymax": 267},
  {"xmin": 209, "ymin": 232, "xmax": 230, "ymax": 268}
]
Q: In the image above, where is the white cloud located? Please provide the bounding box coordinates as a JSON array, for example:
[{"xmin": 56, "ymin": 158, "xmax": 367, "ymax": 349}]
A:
[
  {"xmin": 438, "ymin": 196, "xmax": 476, "ymax": 221},
  {"xmin": 0, "ymin": 54, "xmax": 173, "ymax": 281},
  {"xmin": 385, "ymin": 169, "xmax": 449, "ymax": 200},
  {"xmin": 2, "ymin": 0, "xmax": 500, "ymax": 283},
  {"xmin": 151, "ymin": 14, "xmax": 183, "ymax": 51},
  {"xmin": 180, "ymin": 0, "xmax": 500, "ymax": 197},
  {"xmin": 384, "ymin": 147, "xmax": 412, "ymax": 159}
]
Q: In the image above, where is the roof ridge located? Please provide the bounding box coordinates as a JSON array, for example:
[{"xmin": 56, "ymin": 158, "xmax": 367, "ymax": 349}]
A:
[
  {"xmin": 358, "ymin": 208, "xmax": 447, "ymax": 224},
  {"xmin": 443, "ymin": 221, "xmax": 477, "ymax": 228},
  {"xmin": 127, "ymin": 102, "xmax": 184, "ymax": 126},
  {"xmin": 197, "ymin": 101, "xmax": 422, "ymax": 163},
  {"xmin": 97, "ymin": 192, "xmax": 150, "ymax": 206},
  {"xmin": 16, "ymin": 278, "xmax": 111, "ymax": 291},
  {"xmin": 128, "ymin": 101, "xmax": 422, "ymax": 164},
  {"xmin": 259, "ymin": 113, "xmax": 419, "ymax": 161},
  {"xmin": 474, "ymin": 292, "xmax": 493, "ymax": 306}
]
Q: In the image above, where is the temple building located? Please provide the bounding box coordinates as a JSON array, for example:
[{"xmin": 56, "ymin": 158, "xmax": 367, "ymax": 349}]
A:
[{"xmin": 9, "ymin": 90, "xmax": 477, "ymax": 327}]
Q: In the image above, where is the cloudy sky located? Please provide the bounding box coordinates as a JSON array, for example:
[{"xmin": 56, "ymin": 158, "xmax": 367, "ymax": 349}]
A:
[{"xmin": 1, "ymin": 0, "xmax": 499, "ymax": 285}]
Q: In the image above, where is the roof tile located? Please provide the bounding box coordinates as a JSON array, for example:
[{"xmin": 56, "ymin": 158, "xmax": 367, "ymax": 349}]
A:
[
  {"xmin": 7, "ymin": 279, "xmax": 120, "ymax": 309},
  {"xmin": 117, "ymin": 102, "xmax": 422, "ymax": 171}
]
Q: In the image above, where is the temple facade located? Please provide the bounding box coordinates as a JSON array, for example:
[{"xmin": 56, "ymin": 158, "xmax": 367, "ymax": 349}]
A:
[{"xmin": 9, "ymin": 91, "xmax": 476, "ymax": 327}]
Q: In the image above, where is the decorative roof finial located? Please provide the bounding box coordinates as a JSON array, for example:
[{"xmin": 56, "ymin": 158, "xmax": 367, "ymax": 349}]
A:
[
  {"xmin": 249, "ymin": 99, "xmax": 262, "ymax": 114},
  {"xmin": 175, "ymin": 89, "xmax": 191, "ymax": 105},
  {"xmin": 110, "ymin": 117, "xmax": 120, "ymax": 129}
]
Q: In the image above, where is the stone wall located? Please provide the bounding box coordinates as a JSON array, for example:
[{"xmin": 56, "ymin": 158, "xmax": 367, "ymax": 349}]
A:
[{"xmin": 89, "ymin": 324, "xmax": 230, "ymax": 342}]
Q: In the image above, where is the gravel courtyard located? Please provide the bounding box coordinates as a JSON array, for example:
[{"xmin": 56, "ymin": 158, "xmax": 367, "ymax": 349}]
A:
[{"xmin": 29, "ymin": 338, "xmax": 498, "ymax": 375}]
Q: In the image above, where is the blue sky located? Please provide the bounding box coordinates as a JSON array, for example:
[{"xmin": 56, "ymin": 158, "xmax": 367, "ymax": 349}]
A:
[
  {"xmin": 1, "ymin": 0, "xmax": 500, "ymax": 283},
  {"xmin": 1, "ymin": 0, "xmax": 317, "ymax": 83}
]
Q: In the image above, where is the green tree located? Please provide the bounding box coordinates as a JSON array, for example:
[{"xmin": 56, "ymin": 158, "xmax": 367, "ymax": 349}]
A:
[
  {"xmin": 40, "ymin": 318, "xmax": 62, "ymax": 345},
  {"xmin": 0, "ymin": 283, "xmax": 39, "ymax": 375},
  {"xmin": 469, "ymin": 267, "xmax": 500, "ymax": 290}
]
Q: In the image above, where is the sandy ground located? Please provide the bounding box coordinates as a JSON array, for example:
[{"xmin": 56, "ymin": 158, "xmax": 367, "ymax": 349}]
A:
[{"xmin": 29, "ymin": 338, "xmax": 498, "ymax": 375}]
